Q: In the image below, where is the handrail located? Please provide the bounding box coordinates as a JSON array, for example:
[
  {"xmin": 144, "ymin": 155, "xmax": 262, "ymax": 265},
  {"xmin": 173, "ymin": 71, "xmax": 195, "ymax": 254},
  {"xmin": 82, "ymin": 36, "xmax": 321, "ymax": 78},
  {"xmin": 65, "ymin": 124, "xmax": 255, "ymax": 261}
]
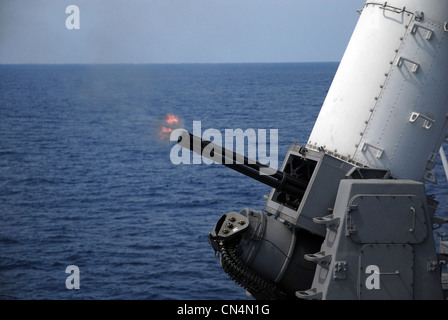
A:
[{"xmin": 363, "ymin": 1, "xmax": 413, "ymax": 15}]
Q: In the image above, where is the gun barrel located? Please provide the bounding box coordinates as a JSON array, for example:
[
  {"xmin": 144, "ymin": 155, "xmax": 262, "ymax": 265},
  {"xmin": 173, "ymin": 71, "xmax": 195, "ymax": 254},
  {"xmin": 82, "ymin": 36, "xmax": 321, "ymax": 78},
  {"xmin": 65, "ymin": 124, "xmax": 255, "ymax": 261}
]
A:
[{"xmin": 177, "ymin": 130, "xmax": 307, "ymax": 197}]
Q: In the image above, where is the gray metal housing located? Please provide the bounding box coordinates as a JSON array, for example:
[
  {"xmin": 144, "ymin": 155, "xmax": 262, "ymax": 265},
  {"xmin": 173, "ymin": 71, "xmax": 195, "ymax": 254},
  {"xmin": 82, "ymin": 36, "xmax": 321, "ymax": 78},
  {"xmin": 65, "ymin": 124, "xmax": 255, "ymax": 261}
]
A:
[{"xmin": 297, "ymin": 179, "xmax": 445, "ymax": 300}]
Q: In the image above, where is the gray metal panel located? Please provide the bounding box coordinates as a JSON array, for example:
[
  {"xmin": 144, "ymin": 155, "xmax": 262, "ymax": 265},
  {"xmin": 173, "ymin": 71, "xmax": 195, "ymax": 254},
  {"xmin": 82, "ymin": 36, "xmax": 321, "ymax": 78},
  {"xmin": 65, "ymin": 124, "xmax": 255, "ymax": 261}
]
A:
[
  {"xmin": 264, "ymin": 147, "xmax": 354, "ymax": 236},
  {"xmin": 359, "ymin": 244, "xmax": 414, "ymax": 300},
  {"xmin": 264, "ymin": 147, "xmax": 313, "ymax": 225},
  {"xmin": 295, "ymin": 153, "xmax": 353, "ymax": 235},
  {"xmin": 347, "ymin": 195, "xmax": 427, "ymax": 244}
]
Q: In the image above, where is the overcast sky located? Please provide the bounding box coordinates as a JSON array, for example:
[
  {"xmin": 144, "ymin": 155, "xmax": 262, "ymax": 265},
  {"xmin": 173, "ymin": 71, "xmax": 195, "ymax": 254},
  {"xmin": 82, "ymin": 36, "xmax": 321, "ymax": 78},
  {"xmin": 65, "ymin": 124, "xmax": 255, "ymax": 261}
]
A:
[{"xmin": 0, "ymin": 0, "xmax": 366, "ymax": 64}]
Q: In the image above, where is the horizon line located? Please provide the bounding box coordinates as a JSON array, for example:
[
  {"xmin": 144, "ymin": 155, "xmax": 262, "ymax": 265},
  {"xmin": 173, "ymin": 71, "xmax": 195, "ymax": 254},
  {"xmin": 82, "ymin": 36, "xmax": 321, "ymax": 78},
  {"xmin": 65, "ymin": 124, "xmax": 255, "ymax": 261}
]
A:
[{"xmin": 0, "ymin": 61, "xmax": 340, "ymax": 66}]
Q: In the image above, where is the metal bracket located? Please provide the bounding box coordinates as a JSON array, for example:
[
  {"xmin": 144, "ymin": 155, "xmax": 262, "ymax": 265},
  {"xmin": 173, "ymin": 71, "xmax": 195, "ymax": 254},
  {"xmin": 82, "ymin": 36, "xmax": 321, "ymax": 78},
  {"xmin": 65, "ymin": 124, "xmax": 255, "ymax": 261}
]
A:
[
  {"xmin": 427, "ymin": 151, "xmax": 438, "ymax": 171},
  {"xmin": 361, "ymin": 142, "xmax": 384, "ymax": 158},
  {"xmin": 304, "ymin": 251, "xmax": 332, "ymax": 268},
  {"xmin": 295, "ymin": 288, "xmax": 322, "ymax": 300},
  {"xmin": 427, "ymin": 260, "xmax": 439, "ymax": 272},
  {"xmin": 378, "ymin": 270, "xmax": 400, "ymax": 275},
  {"xmin": 409, "ymin": 112, "xmax": 435, "ymax": 129},
  {"xmin": 396, "ymin": 56, "xmax": 420, "ymax": 73},
  {"xmin": 411, "ymin": 23, "xmax": 434, "ymax": 40},
  {"xmin": 333, "ymin": 261, "xmax": 347, "ymax": 280},
  {"xmin": 424, "ymin": 170, "xmax": 437, "ymax": 184},
  {"xmin": 414, "ymin": 11, "xmax": 424, "ymax": 22},
  {"xmin": 313, "ymin": 214, "xmax": 340, "ymax": 231}
]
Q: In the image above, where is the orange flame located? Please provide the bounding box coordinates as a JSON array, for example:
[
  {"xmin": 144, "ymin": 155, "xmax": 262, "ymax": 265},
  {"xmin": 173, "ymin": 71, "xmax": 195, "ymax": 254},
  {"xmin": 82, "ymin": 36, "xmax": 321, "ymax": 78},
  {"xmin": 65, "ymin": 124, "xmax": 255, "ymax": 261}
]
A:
[
  {"xmin": 159, "ymin": 114, "xmax": 181, "ymax": 140},
  {"xmin": 166, "ymin": 114, "xmax": 179, "ymax": 124}
]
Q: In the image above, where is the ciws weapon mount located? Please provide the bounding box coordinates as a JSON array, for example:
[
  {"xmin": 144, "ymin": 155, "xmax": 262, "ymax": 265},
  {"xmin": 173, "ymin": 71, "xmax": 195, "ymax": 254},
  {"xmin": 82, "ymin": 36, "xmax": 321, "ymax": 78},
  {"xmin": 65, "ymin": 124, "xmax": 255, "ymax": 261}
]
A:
[{"xmin": 178, "ymin": 0, "xmax": 448, "ymax": 300}]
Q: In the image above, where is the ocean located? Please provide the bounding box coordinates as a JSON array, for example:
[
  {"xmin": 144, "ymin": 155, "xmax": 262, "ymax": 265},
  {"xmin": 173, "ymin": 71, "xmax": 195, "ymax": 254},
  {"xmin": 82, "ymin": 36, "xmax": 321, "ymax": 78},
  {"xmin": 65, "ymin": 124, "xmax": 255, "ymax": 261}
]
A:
[{"xmin": 0, "ymin": 63, "xmax": 447, "ymax": 300}]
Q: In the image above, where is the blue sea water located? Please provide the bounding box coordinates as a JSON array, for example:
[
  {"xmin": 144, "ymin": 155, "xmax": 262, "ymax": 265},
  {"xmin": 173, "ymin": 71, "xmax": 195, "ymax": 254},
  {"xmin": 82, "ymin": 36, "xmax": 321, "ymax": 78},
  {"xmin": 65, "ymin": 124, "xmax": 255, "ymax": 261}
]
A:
[{"xmin": 0, "ymin": 63, "xmax": 446, "ymax": 300}]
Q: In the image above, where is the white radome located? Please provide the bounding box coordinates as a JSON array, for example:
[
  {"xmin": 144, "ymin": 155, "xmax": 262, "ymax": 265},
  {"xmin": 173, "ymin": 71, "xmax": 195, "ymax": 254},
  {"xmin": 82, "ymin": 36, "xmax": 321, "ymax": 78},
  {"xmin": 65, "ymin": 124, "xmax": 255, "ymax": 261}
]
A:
[{"xmin": 307, "ymin": 0, "xmax": 448, "ymax": 182}]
